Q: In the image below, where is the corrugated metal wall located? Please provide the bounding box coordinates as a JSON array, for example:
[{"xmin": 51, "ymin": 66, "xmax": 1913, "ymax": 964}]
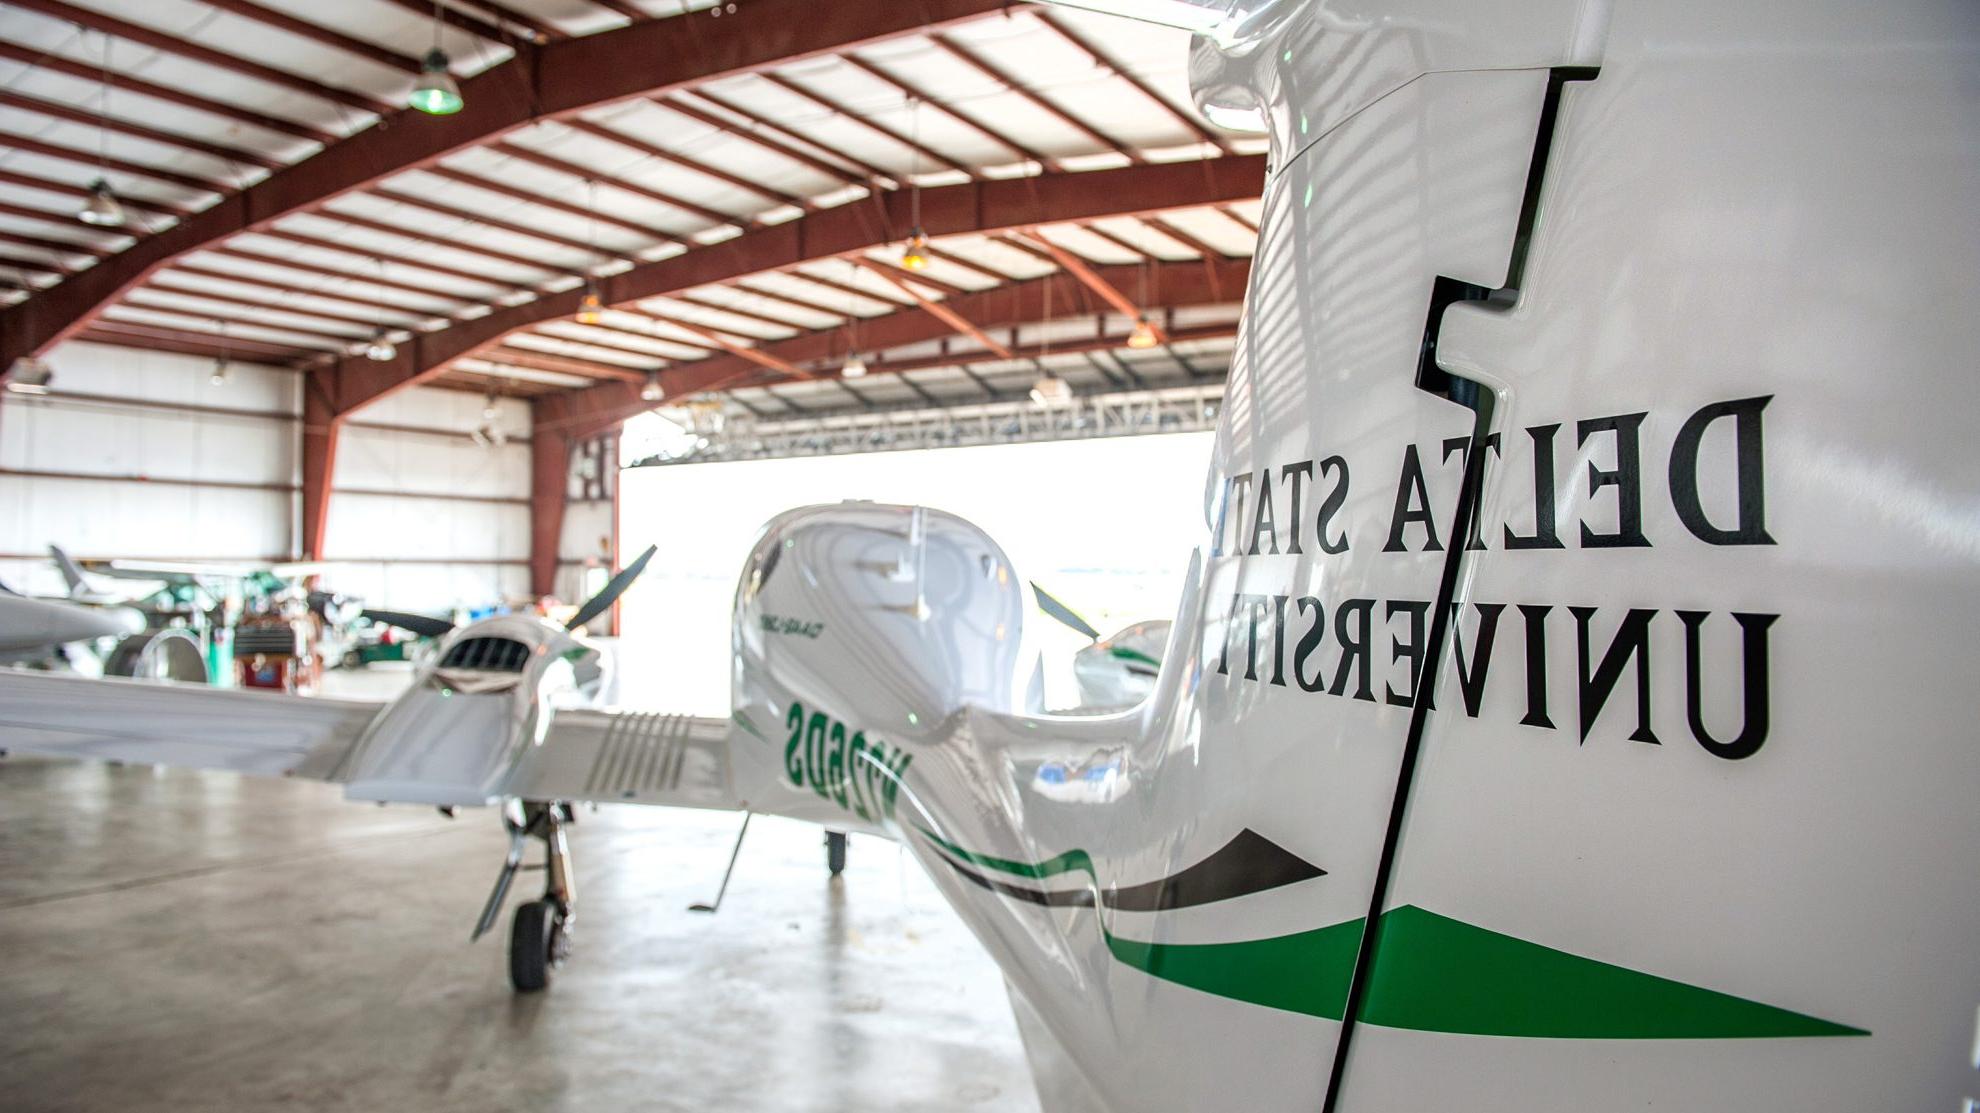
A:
[
  {"xmin": 323, "ymin": 386, "xmax": 531, "ymax": 610},
  {"xmin": 0, "ymin": 340, "xmax": 530, "ymax": 611}
]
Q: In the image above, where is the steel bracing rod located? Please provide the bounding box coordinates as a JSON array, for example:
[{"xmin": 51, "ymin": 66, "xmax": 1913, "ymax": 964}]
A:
[
  {"xmin": 472, "ymin": 800, "xmax": 533, "ymax": 941},
  {"xmin": 688, "ymin": 812, "xmax": 752, "ymax": 913}
]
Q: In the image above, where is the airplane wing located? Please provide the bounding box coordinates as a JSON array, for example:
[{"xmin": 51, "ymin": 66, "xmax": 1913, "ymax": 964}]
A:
[
  {"xmin": 0, "ymin": 671, "xmax": 381, "ymax": 779},
  {"xmin": 500, "ymin": 709, "xmax": 738, "ymax": 809}
]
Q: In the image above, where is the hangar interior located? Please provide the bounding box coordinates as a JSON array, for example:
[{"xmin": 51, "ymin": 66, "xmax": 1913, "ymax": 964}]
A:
[
  {"xmin": 5, "ymin": 0, "xmax": 1974, "ymax": 1109},
  {"xmin": 0, "ymin": 1, "xmax": 1253, "ymax": 1110}
]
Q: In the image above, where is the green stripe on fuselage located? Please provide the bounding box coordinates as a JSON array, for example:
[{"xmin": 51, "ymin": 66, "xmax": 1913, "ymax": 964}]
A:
[{"xmin": 919, "ymin": 832, "xmax": 1864, "ymax": 1038}]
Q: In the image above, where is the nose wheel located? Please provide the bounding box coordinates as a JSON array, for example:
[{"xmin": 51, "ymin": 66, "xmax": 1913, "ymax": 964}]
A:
[{"xmin": 472, "ymin": 800, "xmax": 577, "ymax": 993}]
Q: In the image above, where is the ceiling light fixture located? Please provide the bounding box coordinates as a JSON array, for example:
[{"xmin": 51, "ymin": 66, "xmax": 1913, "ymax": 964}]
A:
[
  {"xmin": 901, "ymin": 229, "xmax": 930, "ymax": 271},
  {"xmin": 841, "ymin": 352, "xmax": 867, "ymax": 378},
  {"xmin": 640, "ymin": 370, "xmax": 665, "ymax": 402},
  {"xmin": 78, "ymin": 178, "xmax": 126, "ymax": 228},
  {"xmin": 900, "ymin": 97, "xmax": 930, "ymax": 271},
  {"xmin": 210, "ymin": 321, "xmax": 230, "ymax": 386},
  {"xmin": 410, "ymin": 49, "xmax": 463, "ymax": 115},
  {"xmin": 6, "ymin": 357, "xmax": 52, "ymax": 394},
  {"xmin": 409, "ymin": 6, "xmax": 462, "ymax": 116},
  {"xmin": 576, "ymin": 180, "xmax": 607, "ymax": 324},
  {"xmin": 469, "ymin": 391, "xmax": 505, "ymax": 448},
  {"xmin": 78, "ymin": 38, "xmax": 125, "ymax": 228},
  {"xmin": 1126, "ymin": 316, "xmax": 1158, "ymax": 349},
  {"xmin": 365, "ymin": 326, "xmax": 397, "ymax": 362}
]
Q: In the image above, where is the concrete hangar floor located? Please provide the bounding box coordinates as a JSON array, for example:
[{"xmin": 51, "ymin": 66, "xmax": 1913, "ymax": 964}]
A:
[{"xmin": 0, "ymin": 674, "xmax": 1035, "ymax": 1113}]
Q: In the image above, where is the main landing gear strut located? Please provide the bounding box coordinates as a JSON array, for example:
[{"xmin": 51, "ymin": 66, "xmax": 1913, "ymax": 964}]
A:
[{"xmin": 472, "ymin": 799, "xmax": 575, "ymax": 993}]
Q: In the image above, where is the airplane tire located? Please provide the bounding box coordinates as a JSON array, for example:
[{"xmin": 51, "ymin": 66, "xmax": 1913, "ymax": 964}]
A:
[
  {"xmin": 509, "ymin": 899, "xmax": 558, "ymax": 993},
  {"xmin": 826, "ymin": 831, "xmax": 848, "ymax": 877}
]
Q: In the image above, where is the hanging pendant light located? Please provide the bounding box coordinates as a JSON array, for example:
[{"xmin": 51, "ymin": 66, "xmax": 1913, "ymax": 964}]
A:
[
  {"xmin": 470, "ymin": 391, "xmax": 505, "ymax": 448},
  {"xmin": 209, "ymin": 321, "xmax": 230, "ymax": 386},
  {"xmin": 901, "ymin": 228, "xmax": 930, "ymax": 271},
  {"xmin": 410, "ymin": 48, "xmax": 463, "ymax": 115},
  {"xmin": 576, "ymin": 280, "xmax": 604, "ymax": 325},
  {"xmin": 1126, "ymin": 316, "xmax": 1158, "ymax": 349},
  {"xmin": 6, "ymin": 357, "xmax": 53, "ymax": 394},
  {"xmin": 80, "ymin": 39, "xmax": 127, "ymax": 228},
  {"xmin": 640, "ymin": 370, "xmax": 664, "ymax": 402},
  {"xmin": 77, "ymin": 178, "xmax": 125, "ymax": 228},
  {"xmin": 841, "ymin": 352, "xmax": 868, "ymax": 379},
  {"xmin": 365, "ymin": 327, "xmax": 397, "ymax": 361}
]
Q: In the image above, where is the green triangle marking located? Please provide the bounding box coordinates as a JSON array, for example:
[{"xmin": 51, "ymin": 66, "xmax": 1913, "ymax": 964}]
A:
[
  {"xmin": 1102, "ymin": 906, "xmax": 1863, "ymax": 1037},
  {"xmin": 1104, "ymin": 916, "xmax": 1362, "ymax": 1020},
  {"xmin": 1360, "ymin": 905, "xmax": 1867, "ymax": 1038}
]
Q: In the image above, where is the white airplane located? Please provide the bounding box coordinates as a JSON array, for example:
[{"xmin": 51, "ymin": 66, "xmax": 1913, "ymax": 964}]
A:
[{"xmin": 2, "ymin": 0, "xmax": 1977, "ymax": 1109}]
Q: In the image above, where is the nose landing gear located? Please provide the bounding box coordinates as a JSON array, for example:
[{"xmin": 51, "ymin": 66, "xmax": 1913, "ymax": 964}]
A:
[{"xmin": 472, "ymin": 799, "xmax": 576, "ymax": 993}]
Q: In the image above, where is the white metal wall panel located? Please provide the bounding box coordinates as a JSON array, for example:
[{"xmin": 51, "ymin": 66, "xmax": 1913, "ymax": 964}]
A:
[
  {"xmin": 0, "ymin": 341, "xmax": 297, "ymax": 594},
  {"xmin": 324, "ymin": 387, "xmax": 532, "ymax": 610}
]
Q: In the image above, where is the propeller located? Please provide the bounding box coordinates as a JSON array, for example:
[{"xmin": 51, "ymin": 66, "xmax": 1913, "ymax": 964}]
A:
[
  {"xmin": 1031, "ymin": 581, "xmax": 1101, "ymax": 641},
  {"xmin": 360, "ymin": 608, "xmax": 457, "ymax": 640},
  {"xmin": 566, "ymin": 544, "xmax": 658, "ymax": 632}
]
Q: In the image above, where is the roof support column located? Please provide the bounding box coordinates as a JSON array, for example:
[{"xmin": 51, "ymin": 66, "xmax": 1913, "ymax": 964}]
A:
[
  {"xmin": 300, "ymin": 378, "xmax": 341, "ymax": 561},
  {"xmin": 530, "ymin": 405, "xmax": 571, "ymax": 600}
]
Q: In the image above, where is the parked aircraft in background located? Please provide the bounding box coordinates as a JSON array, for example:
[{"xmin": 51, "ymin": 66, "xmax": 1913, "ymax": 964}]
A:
[
  {"xmin": 0, "ymin": 586, "xmax": 143, "ymax": 662},
  {"xmin": 1031, "ymin": 583, "xmax": 1171, "ymax": 710},
  {"xmin": 1, "ymin": 1, "xmax": 1975, "ymax": 1110}
]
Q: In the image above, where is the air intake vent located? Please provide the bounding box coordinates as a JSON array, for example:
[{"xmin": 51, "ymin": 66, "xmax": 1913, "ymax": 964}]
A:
[{"xmin": 439, "ymin": 636, "xmax": 530, "ymax": 673}]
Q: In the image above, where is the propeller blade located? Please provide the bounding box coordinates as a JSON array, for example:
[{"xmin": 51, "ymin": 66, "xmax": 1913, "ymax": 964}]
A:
[
  {"xmin": 1031, "ymin": 581, "xmax": 1101, "ymax": 641},
  {"xmin": 360, "ymin": 608, "xmax": 456, "ymax": 639},
  {"xmin": 566, "ymin": 544, "xmax": 658, "ymax": 632}
]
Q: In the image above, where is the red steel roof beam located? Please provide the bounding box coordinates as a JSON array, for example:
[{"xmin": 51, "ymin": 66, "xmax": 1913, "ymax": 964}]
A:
[
  {"xmin": 0, "ymin": 40, "xmax": 335, "ymax": 145},
  {"xmin": 0, "ymin": 132, "xmax": 230, "ymax": 195},
  {"xmin": 926, "ymin": 33, "xmax": 1140, "ymax": 163},
  {"xmin": 835, "ymin": 55, "xmax": 1058, "ymax": 171},
  {"xmin": 197, "ymin": 0, "xmax": 423, "ymax": 74},
  {"xmin": 659, "ymin": 93, "xmax": 878, "ymax": 189},
  {"xmin": 852, "ymin": 256, "xmax": 1011, "ymax": 358},
  {"xmin": 1032, "ymin": 11, "xmax": 1234, "ymax": 156},
  {"xmin": 537, "ymin": 255, "xmax": 1250, "ymax": 436},
  {"xmin": 312, "ymin": 156, "xmax": 1265, "ymax": 414},
  {"xmin": 757, "ymin": 72, "xmax": 977, "ymax": 180},
  {"xmin": 1, "ymin": 0, "xmax": 1013, "ymax": 374},
  {"xmin": 1015, "ymin": 228, "xmax": 1167, "ymax": 342},
  {"xmin": 0, "ymin": 89, "xmax": 283, "ymax": 171},
  {"xmin": 7, "ymin": 0, "xmax": 395, "ymax": 115}
]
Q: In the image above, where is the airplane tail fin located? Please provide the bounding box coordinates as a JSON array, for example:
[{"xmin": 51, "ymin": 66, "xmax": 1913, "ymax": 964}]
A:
[{"xmin": 48, "ymin": 545, "xmax": 87, "ymax": 597}]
